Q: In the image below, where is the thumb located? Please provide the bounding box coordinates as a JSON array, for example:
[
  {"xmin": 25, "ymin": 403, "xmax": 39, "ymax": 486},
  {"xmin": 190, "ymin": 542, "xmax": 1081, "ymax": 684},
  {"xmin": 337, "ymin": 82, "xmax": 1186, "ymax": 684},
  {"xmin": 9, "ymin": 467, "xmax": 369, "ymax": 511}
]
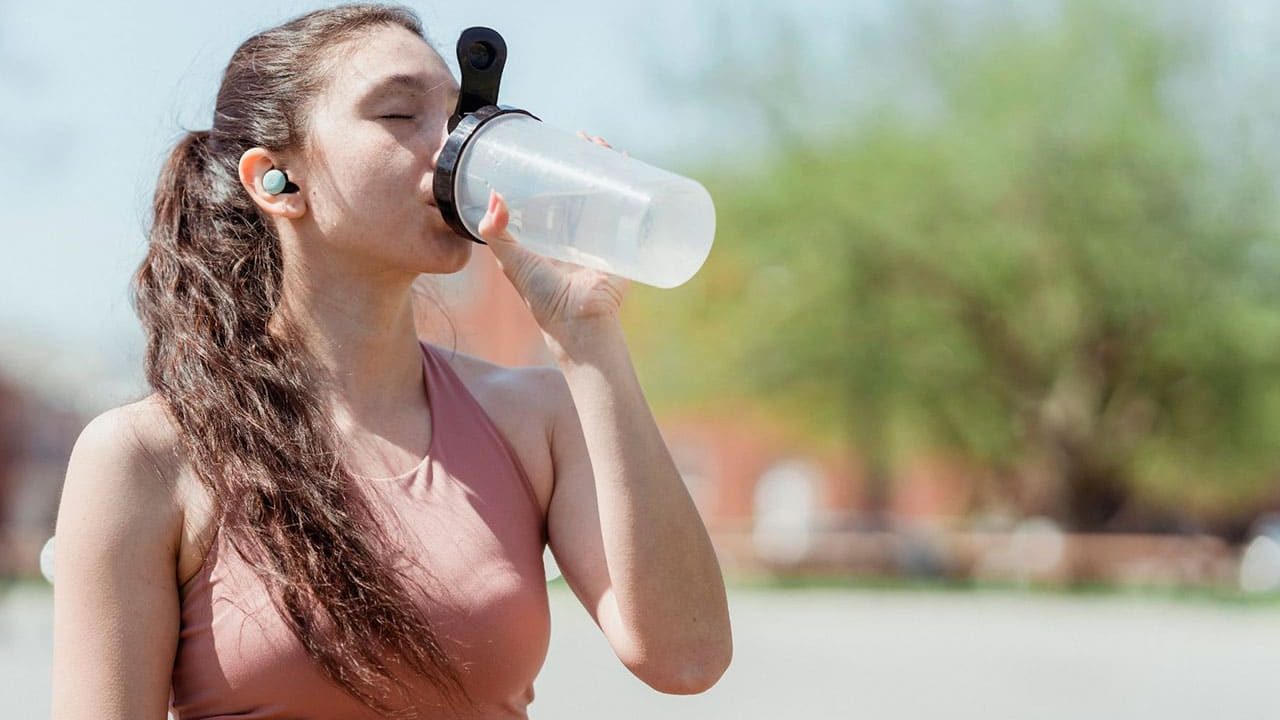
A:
[{"xmin": 476, "ymin": 189, "xmax": 541, "ymax": 286}]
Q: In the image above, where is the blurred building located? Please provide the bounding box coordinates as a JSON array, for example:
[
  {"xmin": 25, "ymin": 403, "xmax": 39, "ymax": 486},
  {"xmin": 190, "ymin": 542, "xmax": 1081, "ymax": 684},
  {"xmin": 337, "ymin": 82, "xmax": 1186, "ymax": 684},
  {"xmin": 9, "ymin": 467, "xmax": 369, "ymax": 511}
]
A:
[
  {"xmin": 398, "ymin": 246, "xmax": 1247, "ymax": 589},
  {"xmin": 0, "ymin": 374, "xmax": 20, "ymax": 574},
  {"xmin": 0, "ymin": 245, "xmax": 1255, "ymax": 589},
  {"xmin": 0, "ymin": 366, "xmax": 83, "ymax": 577}
]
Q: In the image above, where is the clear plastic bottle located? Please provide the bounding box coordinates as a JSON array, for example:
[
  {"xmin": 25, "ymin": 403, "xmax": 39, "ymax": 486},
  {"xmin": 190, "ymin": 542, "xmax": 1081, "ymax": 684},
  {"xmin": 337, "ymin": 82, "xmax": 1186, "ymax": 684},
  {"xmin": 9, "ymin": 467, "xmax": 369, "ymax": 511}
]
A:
[{"xmin": 452, "ymin": 113, "xmax": 716, "ymax": 289}]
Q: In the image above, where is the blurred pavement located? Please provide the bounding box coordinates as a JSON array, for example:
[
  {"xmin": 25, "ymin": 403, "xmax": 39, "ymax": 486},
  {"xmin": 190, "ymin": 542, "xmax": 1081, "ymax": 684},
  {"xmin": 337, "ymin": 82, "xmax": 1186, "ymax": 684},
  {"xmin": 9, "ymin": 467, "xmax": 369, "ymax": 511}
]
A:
[{"xmin": 3, "ymin": 581, "xmax": 1278, "ymax": 718}]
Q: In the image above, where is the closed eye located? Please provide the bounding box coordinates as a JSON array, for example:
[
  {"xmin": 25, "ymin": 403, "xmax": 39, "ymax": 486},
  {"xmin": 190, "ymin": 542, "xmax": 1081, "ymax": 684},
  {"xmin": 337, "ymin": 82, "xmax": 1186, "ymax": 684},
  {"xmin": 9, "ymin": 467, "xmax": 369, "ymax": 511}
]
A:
[{"xmin": 380, "ymin": 114, "xmax": 417, "ymax": 120}]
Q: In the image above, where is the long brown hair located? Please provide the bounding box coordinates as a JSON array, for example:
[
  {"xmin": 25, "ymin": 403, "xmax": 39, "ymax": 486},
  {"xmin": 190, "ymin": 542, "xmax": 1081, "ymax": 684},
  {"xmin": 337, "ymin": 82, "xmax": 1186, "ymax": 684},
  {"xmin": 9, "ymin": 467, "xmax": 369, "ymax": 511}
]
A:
[{"xmin": 131, "ymin": 4, "xmax": 471, "ymax": 716}]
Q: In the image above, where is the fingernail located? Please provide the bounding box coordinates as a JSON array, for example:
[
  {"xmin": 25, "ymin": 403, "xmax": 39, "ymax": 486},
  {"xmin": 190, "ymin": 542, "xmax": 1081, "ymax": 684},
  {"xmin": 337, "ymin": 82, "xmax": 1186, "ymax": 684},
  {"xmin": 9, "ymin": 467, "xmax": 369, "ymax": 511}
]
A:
[{"xmin": 488, "ymin": 189, "xmax": 497, "ymax": 213}]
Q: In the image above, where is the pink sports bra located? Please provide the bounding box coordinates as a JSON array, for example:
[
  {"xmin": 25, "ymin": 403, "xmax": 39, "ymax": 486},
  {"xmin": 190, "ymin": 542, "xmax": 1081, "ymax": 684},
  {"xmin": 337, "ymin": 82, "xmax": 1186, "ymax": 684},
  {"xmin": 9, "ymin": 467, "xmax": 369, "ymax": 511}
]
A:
[{"xmin": 168, "ymin": 340, "xmax": 551, "ymax": 718}]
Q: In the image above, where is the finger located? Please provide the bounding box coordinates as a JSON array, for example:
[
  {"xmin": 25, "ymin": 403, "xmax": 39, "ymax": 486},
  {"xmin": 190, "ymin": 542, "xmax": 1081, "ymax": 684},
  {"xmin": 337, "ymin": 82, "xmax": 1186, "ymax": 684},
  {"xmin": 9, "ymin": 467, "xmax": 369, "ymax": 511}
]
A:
[
  {"xmin": 476, "ymin": 189, "xmax": 515, "ymax": 243},
  {"xmin": 577, "ymin": 130, "xmax": 613, "ymax": 148}
]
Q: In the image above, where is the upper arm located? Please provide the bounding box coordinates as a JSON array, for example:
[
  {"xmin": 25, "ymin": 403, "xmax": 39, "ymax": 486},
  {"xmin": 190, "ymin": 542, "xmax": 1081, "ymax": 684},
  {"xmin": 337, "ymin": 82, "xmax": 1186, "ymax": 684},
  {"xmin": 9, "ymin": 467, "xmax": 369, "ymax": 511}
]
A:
[
  {"xmin": 541, "ymin": 368, "xmax": 639, "ymax": 664},
  {"xmin": 51, "ymin": 404, "xmax": 184, "ymax": 720}
]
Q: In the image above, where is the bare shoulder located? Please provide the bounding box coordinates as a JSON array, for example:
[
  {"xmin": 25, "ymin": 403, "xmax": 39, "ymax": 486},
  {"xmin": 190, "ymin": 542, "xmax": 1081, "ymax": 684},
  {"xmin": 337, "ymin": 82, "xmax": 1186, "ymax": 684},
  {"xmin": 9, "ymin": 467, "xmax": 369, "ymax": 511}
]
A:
[
  {"xmin": 438, "ymin": 346, "xmax": 567, "ymax": 402},
  {"xmin": 427, "ymin": 343, "xmax": 565, "ymax": 513},
  {"xmin": 55, "ymin": 393, "xmax": 186, "ymax": 576},
  {"xmin": 60, "ymin": 393, "xmax": 215, "ymax": 584},
  {"xmin": 67, "ymin": 394, "xmax": 185, "ymax": 506}
]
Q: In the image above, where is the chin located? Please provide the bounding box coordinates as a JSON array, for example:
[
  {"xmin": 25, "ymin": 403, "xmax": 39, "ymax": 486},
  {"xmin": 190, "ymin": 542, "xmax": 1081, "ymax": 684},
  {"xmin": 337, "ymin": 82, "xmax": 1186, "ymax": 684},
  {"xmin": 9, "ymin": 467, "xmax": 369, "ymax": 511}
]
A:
[{"xmin": 436, "ymin": 234, "xmax": 474, "ymax": 273}]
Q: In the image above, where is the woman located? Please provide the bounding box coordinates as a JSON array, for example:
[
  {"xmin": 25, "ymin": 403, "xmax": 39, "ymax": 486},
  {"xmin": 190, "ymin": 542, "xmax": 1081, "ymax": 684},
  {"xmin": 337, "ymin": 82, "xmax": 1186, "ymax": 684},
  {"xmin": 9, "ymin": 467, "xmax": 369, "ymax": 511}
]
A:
[{"xmin": 50, "ymin": 4, "xmax": 732, "ymax": 718}]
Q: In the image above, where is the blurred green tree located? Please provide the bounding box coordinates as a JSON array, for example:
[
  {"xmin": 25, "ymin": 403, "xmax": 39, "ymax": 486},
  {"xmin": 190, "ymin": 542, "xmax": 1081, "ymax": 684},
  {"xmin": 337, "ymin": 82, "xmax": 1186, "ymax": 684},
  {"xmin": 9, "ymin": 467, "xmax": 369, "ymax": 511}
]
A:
[{"xmin": 624, "ymin": 0, "xmax": 1280, "ymax": 530}]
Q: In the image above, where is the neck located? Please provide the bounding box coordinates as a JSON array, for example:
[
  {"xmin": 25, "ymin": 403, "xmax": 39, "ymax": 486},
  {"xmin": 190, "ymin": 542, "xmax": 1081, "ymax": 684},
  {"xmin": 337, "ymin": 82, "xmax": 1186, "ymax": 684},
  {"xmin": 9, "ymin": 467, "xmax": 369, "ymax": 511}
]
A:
[{"xmin": 269, "ymin": 248, "xmax": 425, "ymax": 422}]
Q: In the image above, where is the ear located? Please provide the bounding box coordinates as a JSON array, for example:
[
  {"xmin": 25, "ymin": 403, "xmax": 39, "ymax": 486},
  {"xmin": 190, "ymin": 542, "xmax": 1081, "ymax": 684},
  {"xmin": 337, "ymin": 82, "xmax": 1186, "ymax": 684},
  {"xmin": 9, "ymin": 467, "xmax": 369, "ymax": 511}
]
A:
[{"xmin": 238, "ymin": 147, "xmax": 306, "ymax": 220}]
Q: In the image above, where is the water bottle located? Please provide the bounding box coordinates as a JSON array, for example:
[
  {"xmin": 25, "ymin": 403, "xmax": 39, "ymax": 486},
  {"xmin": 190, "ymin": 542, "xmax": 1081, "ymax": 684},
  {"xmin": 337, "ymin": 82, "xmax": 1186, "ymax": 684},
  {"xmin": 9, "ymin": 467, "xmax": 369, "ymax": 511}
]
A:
[{"xmin": 433, "ymin": 27, "xmax": 716, "ymax": 289}]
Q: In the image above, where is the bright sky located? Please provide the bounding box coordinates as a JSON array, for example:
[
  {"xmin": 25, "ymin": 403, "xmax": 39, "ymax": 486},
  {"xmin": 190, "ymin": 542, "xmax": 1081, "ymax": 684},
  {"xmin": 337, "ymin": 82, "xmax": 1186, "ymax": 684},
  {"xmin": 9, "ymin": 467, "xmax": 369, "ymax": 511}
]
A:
[
  {"xmin": 1, "ymin": 0, "xmax": 1276, "ymax": 408},
  {"xmin": 0, "ymin": 0, "xmax": 857, "ymax": 404},
  {"xmin": 0, "ymin": 0, "xmax": 747, "ymax": 394}
]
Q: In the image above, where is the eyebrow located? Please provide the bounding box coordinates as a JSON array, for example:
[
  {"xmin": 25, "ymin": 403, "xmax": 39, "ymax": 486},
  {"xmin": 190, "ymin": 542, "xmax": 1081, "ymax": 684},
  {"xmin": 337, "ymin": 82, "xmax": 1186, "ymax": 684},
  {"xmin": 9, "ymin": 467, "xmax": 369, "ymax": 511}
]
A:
[{"xmin": 362, "ymin": 73, "xmax": 456, "ymax": 100}]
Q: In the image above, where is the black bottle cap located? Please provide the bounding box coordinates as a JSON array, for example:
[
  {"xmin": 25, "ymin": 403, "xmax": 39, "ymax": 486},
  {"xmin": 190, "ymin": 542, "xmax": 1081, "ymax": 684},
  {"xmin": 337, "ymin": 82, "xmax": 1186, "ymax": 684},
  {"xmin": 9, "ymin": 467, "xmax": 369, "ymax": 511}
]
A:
[{"xmin": 450, "ymin": 27, "xmax": 506, "ymax": 132}]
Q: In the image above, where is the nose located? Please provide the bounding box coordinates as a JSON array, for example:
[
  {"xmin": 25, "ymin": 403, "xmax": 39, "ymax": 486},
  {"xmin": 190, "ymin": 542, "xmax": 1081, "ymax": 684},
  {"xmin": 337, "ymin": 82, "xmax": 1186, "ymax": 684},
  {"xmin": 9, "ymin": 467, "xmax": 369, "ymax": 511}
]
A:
[{"xmin": 429, "ymin": 121, "xmax": 452, "ymax": 172}]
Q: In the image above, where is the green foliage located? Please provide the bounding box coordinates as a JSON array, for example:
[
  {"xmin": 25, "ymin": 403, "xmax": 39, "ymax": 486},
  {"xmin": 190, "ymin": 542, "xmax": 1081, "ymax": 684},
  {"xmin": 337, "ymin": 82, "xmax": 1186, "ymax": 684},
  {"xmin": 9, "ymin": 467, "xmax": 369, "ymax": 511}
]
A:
[{"xmin": 624, "ymin": 0, "xmax": 1280, "ymax": 522}]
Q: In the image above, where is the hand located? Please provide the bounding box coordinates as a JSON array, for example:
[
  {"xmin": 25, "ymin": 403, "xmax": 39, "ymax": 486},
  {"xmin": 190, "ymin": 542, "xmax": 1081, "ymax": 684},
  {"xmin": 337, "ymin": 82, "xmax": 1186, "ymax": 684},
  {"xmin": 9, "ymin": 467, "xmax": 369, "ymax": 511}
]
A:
[{"xmin": 477, "ymin": 132, "xmax": 632, "ymax": 337}]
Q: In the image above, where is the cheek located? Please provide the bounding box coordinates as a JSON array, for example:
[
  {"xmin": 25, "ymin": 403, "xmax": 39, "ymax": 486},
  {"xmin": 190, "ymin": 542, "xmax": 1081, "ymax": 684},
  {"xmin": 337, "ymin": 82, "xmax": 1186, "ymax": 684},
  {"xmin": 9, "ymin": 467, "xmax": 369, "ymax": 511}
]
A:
[
  {"xmin": 341, "ymin": 137, "xmax": 400, "ymax": 188},
  {"xmin": 326, "ymin": 145, "xmax": 415, "ymax": 222},
  {"xmin": 305, "ymin": 120, "xmax": 433, "ymax": 239}
]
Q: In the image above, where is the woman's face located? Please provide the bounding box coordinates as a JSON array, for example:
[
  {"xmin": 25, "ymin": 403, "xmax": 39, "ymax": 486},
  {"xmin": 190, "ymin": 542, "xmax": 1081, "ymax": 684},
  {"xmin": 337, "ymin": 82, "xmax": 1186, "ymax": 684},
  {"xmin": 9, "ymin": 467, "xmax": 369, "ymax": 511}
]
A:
[{"xmin": 294, "ymin": 24, "xmax": 468, "ymax": 275}]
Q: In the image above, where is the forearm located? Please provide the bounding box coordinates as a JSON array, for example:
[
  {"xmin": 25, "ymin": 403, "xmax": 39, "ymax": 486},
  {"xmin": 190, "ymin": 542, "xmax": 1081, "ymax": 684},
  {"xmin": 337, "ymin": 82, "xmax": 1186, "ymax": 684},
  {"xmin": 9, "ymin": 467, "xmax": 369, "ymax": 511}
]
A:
[{"xmin": 545, "ymin": 318, "xmax": 732, "ymax": 682}]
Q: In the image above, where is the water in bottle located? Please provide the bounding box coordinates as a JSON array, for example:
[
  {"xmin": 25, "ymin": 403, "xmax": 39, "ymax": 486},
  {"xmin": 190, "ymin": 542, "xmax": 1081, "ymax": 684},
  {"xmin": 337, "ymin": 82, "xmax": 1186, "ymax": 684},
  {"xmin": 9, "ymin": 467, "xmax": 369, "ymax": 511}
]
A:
[{"xmin": 453, "ymin": 113, "xmax": 716, "ymax": 288}]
